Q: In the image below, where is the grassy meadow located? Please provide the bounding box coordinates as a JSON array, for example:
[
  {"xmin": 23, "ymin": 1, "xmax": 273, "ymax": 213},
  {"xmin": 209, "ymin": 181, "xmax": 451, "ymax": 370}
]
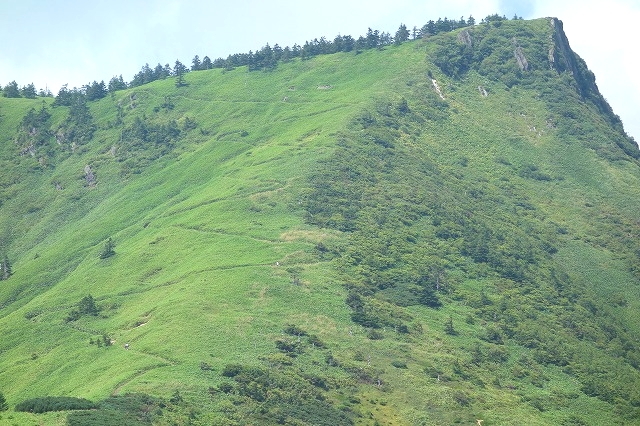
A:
[{"xmin": 1, "ymin": 17, "xmax": 639, "ymax": 425}]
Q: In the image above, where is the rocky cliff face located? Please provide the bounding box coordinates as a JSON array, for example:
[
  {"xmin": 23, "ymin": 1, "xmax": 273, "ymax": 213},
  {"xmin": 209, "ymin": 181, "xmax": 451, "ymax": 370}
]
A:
[
  {"xmin": 548, "ymin": 17, "xmax": 619, "ymax": 125},
  {"xmin": 548, "ymin": 19, "xmax": 585, "ymax": 83},
  {"xmin": 431, "ymin": 17, "xmax": 636, "ymax": 157}
]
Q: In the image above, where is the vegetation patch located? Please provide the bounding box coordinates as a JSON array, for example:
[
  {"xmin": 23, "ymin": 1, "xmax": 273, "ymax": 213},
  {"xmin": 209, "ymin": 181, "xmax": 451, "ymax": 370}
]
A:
[{"xmin": 15, "ymin": 396, "xmax": 97, "ymax": 413}]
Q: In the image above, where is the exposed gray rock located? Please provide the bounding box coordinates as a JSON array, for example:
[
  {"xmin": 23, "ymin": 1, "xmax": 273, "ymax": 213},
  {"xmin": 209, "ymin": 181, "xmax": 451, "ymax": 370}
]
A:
[
  {"xmin": 512, "ymin": 38, "xmax": 529, "ymax": 71},
  {"xmin": 458, "ymin": 30, "xmax": 472, "ymax": 47},
  {"xmin": 84, "ymin": 165, "xmax": 96, "ymax": 187}
]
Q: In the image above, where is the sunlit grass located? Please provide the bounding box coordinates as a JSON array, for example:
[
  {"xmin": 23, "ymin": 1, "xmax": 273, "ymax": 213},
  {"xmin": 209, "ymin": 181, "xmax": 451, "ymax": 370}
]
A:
[{"xmin": 0, "ymin": 18, "xmax": 639, "ymax": 424}]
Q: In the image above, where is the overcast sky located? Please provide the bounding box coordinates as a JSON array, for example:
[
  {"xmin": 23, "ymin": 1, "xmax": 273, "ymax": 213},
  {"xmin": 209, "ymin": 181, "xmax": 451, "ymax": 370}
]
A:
[{"xmin": 1, "ymin": 0, "xmax": 638, "ymax": 140}]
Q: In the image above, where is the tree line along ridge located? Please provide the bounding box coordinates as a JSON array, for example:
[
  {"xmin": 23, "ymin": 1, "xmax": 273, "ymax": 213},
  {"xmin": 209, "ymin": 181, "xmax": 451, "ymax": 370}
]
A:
[{"xmin": 1, "ymin": 14, "xmax": 517, "ymax": 101}]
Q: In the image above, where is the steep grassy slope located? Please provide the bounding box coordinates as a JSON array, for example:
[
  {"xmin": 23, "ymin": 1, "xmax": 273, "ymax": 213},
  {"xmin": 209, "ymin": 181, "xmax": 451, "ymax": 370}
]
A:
[{"xmin": 1, "ymin": 17, "xmax": 639, "ymax": 425}]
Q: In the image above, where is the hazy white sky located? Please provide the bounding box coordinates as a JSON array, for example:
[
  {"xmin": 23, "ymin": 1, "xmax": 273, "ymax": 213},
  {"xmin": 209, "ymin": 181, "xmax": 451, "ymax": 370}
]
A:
[{"xmin": 1, "ymin": 0, "xmax": 638, "ymax": 140}]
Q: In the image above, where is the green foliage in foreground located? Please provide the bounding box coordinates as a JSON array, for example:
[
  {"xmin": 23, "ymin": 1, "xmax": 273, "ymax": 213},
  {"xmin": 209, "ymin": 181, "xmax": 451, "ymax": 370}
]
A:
[
  {"xmin": 305, "ymin": 84, "xmax": 640, "ymax": 418},
  {"xmin": 216, "ymin": 362, "xmax": 353, "ymax": 425},
  {"xmin": 14, "ymin": 396, "xmax": 97, "ymax": 413},
  {"xmin": 0, "ymin": 17, "xmax": 639, "ymax": 426},
  {"xmin": 67, "ymin": 394, "xmax": 165, "ymax": 426}
]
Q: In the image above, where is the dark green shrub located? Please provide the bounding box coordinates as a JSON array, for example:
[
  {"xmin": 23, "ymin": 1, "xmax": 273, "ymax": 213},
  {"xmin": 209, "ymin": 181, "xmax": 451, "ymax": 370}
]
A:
[
  {"xmin": 283, "ymin": 324, "xmax": 308, "ymax": 336},
  {"xmin": 99, "ymin": 238, "xmax": 115, "ymax": 259},
  {"xmin": 199, "ymin": 361, "xmax": 213, "ymax": 371},
  {"xmin": 15, "ymin": 396, "xmax": 97, "ymax": 413},
  {"xmin": 67, "ymin": 410, "xmax": 149, "ymax": 426},
  {"xmin": 221, "ymin": 364, "xmax": 244, "ymax": 377},
  {"xmin": 0, "ymin": 392, "xmax": 7, "ymax": 411},
  {"xmin": 275, "ymin": 338, "xmax": 302, "ymax": 356},
  {"xmin": 169, "ymin": 390, "xmax": 183, "ymax": 404},
  {"xmin": 307, "ymin": 334, "xmax": 326, "ymax": 348},
  {"xmin": 218, "ymin": 382, "xmax": 234, "ymax": 393},
  {"xmin": 444, "ymin": 317, "xmax": 457, "ymax": 335},
  {"xmin": 67, "ymin": 393, "xmax": 164, "ymax": 426},
  {"xmin": 452, "ymin": 390, "xmax": 472, "ymax": 406},
  {"xmin": 391, "ymin": 360, "xmax": 407, "ymax": 369},
  {"xmin": 78, "ymin": 295, "xmax": 99, "ymax": 315}
]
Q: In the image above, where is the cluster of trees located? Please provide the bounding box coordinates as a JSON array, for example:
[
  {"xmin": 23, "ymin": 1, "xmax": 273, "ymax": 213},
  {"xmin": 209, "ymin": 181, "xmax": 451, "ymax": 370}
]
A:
[
  {"xmin": 170, "ymin": 16, "xmax": 482, "ymax": 74},
  {"xmin": 54, "ymin": 86, "xmax": 97, "ymax": 151},
  {"xmin": 132, "ymin": 14, "xmax": 516, "ymax": 79},
  {"xmin": 3, "ymin": 14, "xmax": 519, "ymax": 103},
  {"xmin": 117, "ymin": 116, "xmax": 184, "ymax": 175},
  {"xmin": 10, "ymin": 14, "xmax": 516, "ymax": 102},
  {"xmin": 217, "ymin": 361, "xmax": 352, "ymax": 425},
  {"xmin": 66, "ymin": 393, "xmax": 168, "ymax": 425},
  {"xmin": 15, "ymin": 104, "xmax": 52, "ymax": 157},
  {"xmin": 1, "ymin": 81, "xmax": 51, "ymax": 98},
  {"xmin": 65, "ymin": 295, "xmax": 99, "ymax": 322},
  {"xmin": 13, "ymin": 88, "xmax": 98, "ymax": 161},
  {"xmin": 303, "ymin": 65, "xmax": 640, "ymax": 414},
  {"xmin": 2, "ymin": 80, "xmax": 106, "ymax": 101},
  {"xmin": 127, "ymin": 59, "xmax": 190, "ymax": 88},
  {"xmin": 89, "ymin": 334, "xmax": 113, "ymax": 348},
  {"xmin": 120, "ymin": 18, "xmax": 471, "ymax": 88}
]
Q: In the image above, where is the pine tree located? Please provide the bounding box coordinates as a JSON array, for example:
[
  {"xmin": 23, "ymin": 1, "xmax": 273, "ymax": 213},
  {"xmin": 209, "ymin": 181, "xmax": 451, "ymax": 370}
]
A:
[
  {"xmin": 99, "ymin": 237, "xmax": 115, "ymax": 259},
  {"xmin": 419, "ymin": 285, "xmax": 442, "ymax": 308},
  {"xmin": 78, "ymin": 295, "xmax": 99, "ymax": 316},
  {"xmin": 444, "ymin": 316, "xmax": 457, "ymax": 335},
  {"xmin": 85, "ymin": 80, "xmax": 107, "ymax": 101},
  {"xmin": 365, "ymin": 28, "xmax": 380, "ymax": 49},
  {"xmin": 201, "ymin": 56, "xmax": 213, "ymax": 70},
  {"xmin": 394, "ymin": 23, "xmax": 410, "ymax": 45},
  {"xmin": 422, "ymin": 20, "xmax": 436, "ymax": 37},
  {"xmin": 191, "ymin": 55, "xmax": 201, "ymax": 71},
  {"xmin": 53, "ymin": 84, "xmax": 73, "ymax": 106},
  {"xmin": 108, "ymin": 75, "xmax": 127, "ymax": 92},
  {"xmin": 174, "ymin": 60, "xmax": 188, "ymax": 87},
  {"xmin": 3, "ymin": 80, "xmax": 20, "ymax": 98},
  {"xmin": 417, "ymin": 272, "xmax": 442, "ymax": 307},
  {"xmin": 21, "ymin": 83, "xmax": 37, "ymax": 99}
]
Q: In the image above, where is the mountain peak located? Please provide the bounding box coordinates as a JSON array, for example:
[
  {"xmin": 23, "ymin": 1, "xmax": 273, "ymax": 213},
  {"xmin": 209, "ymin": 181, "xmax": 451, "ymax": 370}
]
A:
[{"xmin": 1, "ymin": 17, "xmax": 639, "ymax": 425}]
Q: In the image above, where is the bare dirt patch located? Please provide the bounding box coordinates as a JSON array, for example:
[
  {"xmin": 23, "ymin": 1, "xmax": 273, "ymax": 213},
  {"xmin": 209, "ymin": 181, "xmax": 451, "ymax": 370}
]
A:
[{"xmin": 279, "ymin": 229, "xmax": 333, "ymax": 243}]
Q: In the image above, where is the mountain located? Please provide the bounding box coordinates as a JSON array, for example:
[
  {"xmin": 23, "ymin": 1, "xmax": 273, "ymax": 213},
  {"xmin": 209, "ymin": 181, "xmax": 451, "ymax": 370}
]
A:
[{"xmin": 1, "ymin": 16, "xmax": 639, "ymax": 425}]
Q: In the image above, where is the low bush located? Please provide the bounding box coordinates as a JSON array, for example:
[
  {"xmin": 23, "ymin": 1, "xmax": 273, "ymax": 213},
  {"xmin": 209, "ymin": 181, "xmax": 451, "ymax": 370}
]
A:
[{"xmin": 15, "ymin": 396, "xmax": 97, "ymax": 413}]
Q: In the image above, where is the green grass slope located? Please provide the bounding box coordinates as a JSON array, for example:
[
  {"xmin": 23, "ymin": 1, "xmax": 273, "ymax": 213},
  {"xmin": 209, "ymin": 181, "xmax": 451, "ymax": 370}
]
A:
[{"xmin": 1, "ymin": 17, "xmax": 639, "ymax": 425}]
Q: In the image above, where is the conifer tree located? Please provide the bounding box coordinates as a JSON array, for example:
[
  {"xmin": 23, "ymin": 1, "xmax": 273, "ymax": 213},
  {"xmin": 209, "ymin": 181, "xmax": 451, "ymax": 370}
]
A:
[
  {"xmin": 419, "ymin": 285, "xmax": 442, "ymax": 308},
  {"xmin": 191, "ymin": 55, "xmax": 201, "ymax": 71},
  {"xmin": 99, "ymin": 237, "xmax": 115, "ymax": 259},
  {"xmin": 174, "ymin": 60, "xmax": 187, "ymax": 87},
  {"xmin": 201, "ymin": 56, "xmax": 213, "ymax": 70},
  {"xmin": 3, "ymin": 81, "xmax": 20, "ymax": 98},
  {"xmin": 78, "ymin": 295, "xmax": 98, "ymax": 316},
  {"xmin": 108, "ymin": 75, "xmax": 127, "ymax": 92},
  {"xmin": 21, "ymin": 83, "xmax": 37, "ymax": 99},
  {"xmin": 85, "ymin": 80, "xmax": 107, "ymax": 101},
  {"xmin": 394, "ymin": 23, "xmax": 410, "ymax": 45},
  {"xmin": 444, "ymin": 316, "xmax": 457, "ymax": 335}
]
